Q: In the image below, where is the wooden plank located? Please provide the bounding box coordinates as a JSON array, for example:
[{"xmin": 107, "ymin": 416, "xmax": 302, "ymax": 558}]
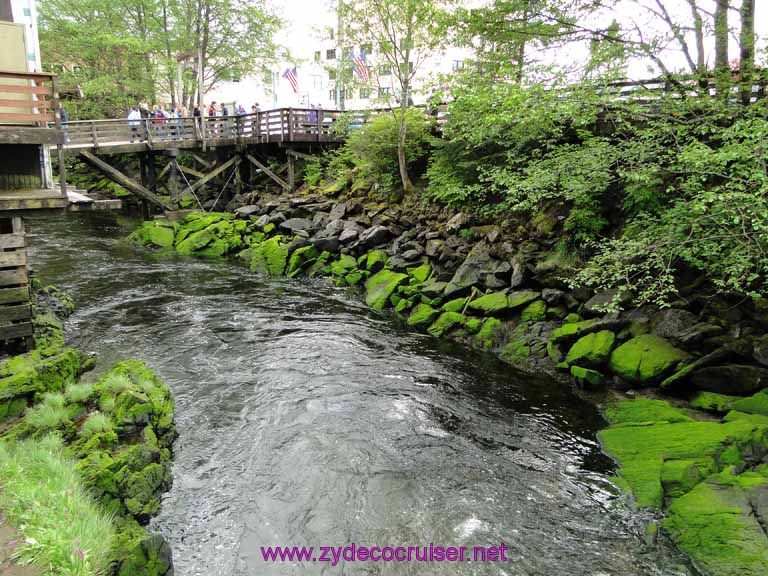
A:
[
  {"xmin": 0, "ymin": 321, "xmax": 34, "ymax": 341},
  {"xmin": 178, "ymin": 165, "xmax": 206, "ymax": 179},
  {"xmin": 183, "ymin": 156, "xmax": 239, "ymax": 195},
  {"xmin": 0, "ymin": 252, "xmax": 26, "ymax": 267},
  {"xmin": 0, "ymin": 112, "xmax": 55, "ymax": 122},
  {"xmin": 79, "ymin": 150, "xmax": 174, "ymax": 211},
  {"xmin": 246, "ymin": 154, "xmax": 290, "ymax": 191},
  {"xmin": 0, "ymin": 98, "xmax": 53, "ymax": 109},
  {"xmin": 0, "ymin": 85, "xmax": 53, "ymax": 95},
  {"xmin": 286, "ymin": 149, "xmax": 318, "ymax": 161},
  {"xmin": 0, "ymin": 234, "xmax": 25, "ymax": 249},
  {"xmin": 0, "ymin": 71, "xmax": 55, "ymax": 80},
  {"xmin": 0, "ymin": 286, "xmax": 29, "ymax": 305},
  {"xmin": 0, "ymin": 268, "xmax": 28, "ymax": 287},
  {"xmin": 0, "ymin": 304, "xmax": 32, "ymax": 322},
  {"xmin": 191, "ymin": 153, "xmax": 212, "ymax": 169}
]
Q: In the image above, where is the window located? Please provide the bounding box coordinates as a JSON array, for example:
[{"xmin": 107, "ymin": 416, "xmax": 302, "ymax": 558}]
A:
[
  {"xmin": 72, "ymin": 65, "xmax": 83, "ymax": 74},
  {"xmin": 314, "ymin": 51, "xmax": 321, "ymax": 62},
  {"xmin": 452, "ymin": 60, "xmax": 465, "ymax": 72},
  {"xmin": 379, "ymin": 64, "xmax": 391, "ymax": 76},
  {"xmin": 327, "ymin": 49, "xmax": 336, "ymax": 60},
  {"xmin": 327, "ymin": 28, "xmax": 335, "ymax": 40},
  {"xmin": 361, "ymin": 43, "xmax": 373, "ymax": 56},
  {"xmin": 359, "ymin": 88, "xmax": 370, "ymax": 99},
  {"xmin": 329, "ymin": 89, "xmax": 337, "ymax": 102},
  {"xmin": 312, "ymin": 75, "xmax": 322, "ymax": 89},
  {"xmin": 328, "ymin": 69, "xmax": 337, "ymax": 80},
  {"xmin": 378, "ymin": 87, "xmax": 391, "ymax": 97}
]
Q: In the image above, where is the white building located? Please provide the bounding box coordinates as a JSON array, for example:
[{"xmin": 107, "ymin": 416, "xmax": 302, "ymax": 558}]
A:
[
  {"xmin": 207, "ymin": 3, "xmax": 473, "ymax": 111},
  {"xmin": 1, "ymin": 0, "xmax": 42, "ymax": 73}
]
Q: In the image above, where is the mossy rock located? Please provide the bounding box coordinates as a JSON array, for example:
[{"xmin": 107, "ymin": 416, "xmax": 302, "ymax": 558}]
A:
[
  {"xmin": 550, "ymin": 319, "xmax": 598, "ymax": 344},
  {"xmin": 407, "ymin": 304, "xmax": 439, "ymax": 327},
  {"xmin": 112, "ymin": 518, "xmax": 174, "ymax": 576},
  {"xmin": 474, "ymin": 318, "xmax": 503, "ymax": 351},
  {"xmin": 345, "ymin": 270, "xmax": 367, "ymax": 286},
  {"xmin": 500, "ymin": 340, "xmax": 530, "ymax": 364},
  {"xmin": 603, "ymin": 398, "xmax": 693, "ymax": 426},
  {"xmin": 520, "ymin": 300, "xmax": 546, "ymax": 323},
  {"xmin": 329, "ymin": 254, "xmax": 358, "ymax": 277},
  {"xmin": 286, "ymin": 245, "xmax": 319, "ymax": 277},
  {"xmin": 609, "ymin": 334, "xmax": 690, "ymax": 385},
  {"xmin": 128, "ymin": 222, "xmax": 175, "ymax": 249},
  {"xmin": 723, "ymin": 410, "xmax": 768, "ymax": 427},
  {"xmin": 570, "ymin": 366, "xmax": 604, "ymax": 388},
  {"xmin": 365, "ymin": 269, "xmax": 408, "ymax": 311},
  {"xmin": 442, "ymin": 297, "xmax": 468, "ymax": 313},
  {"xmin": 427, "ymin": 312, "xmax": 465, "ymax": 337},
  {"xmin": 249, "ymin": 236, "xmax": 289, "ymax": 277},
  {"xmin": 464, "ymin": 318, "xmax": 483, "ymax": 333},
  {"xmin": 660, "ymin": 458, "xmax": 715, "ymax": 500},
  {"xmin": 364, "ymin": 249, "xmax": 388, "ymax": 272},
  {"xmin": 407, "ymin": 262, "xmax": 431, "ymax": 284},
  {"xmin": 690, "ymin": 392, "xmax": 742, "ymax": 414},
  {"xmin": 467, "ymin": 291, "xmax": 509, "ymax": 315},
  {"xmin": 663, "ymin": 470, "xmax": 768, "ymax": 576},
  {"xmin": 565, "ymin": 330, "xmax": 616, "ymax": 368},
  {"xmin": 507, "ymin": 290, "xmax": 540, "ymax": 310},
  {"xmin": 731, "ymin": 390, "xmax": 768, "ymax": 416}
]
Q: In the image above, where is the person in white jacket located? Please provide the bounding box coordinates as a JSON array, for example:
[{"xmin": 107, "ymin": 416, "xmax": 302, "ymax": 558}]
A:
[{"xmin": 127, "ymin": 106, "xmax": 142, "ymax": 142}]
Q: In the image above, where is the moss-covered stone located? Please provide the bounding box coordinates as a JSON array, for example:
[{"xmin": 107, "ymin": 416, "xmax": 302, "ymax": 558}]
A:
[
  {"xmin": 609, "ymin": 334, "xmax": 690, "ymax": 385},
  {"xmin": 570, "ymin": 366, "xmax": 604, "ymax": 388},
  {"xmin": 731, "ymin": 390, "xmax": 768, "ymax": 416},
  {"xmin": 507, "ymin": 290, "xmax": 540, "ymax": 310},
  {"xmin": 690, "ymin": 391, "xmax": 742, "ymax": 414},
  {"xmin": 660, "ymin": 458, "xmax": 715, "ymax": 499},
  {"xmin": 468, "ymin": 291, "xmax": 509, "ymax": 315},
  {"xmin": 550, "ymin": 319, "xmax": 598, "ymax": 344},
  {"xmin": 286, "ymin": 245, "xmax": 319, "ymax": 277},
  {"xmin": 520, "ymin": 300, "xmax": 546, "ymax": 322},
  {"xmin": 604, "ymin": 398, "xmax": 693, "ymax": 426},
  {"xmin": 464, "ymin": 318, "xmax": 483, "ymax": 333},
  {"xmin": 408, "ymin": 262, "xmax": 431, "ymax": 284},
  {"xmin": 442, "ymin": 297, "xmax": 468, "ymax": 313},
  {"xmin": 500, "ymin": 339, "xmax": 530, "ymax": 364},
  {"xmin": 249, "ymin": 236, "xmax": 289, "ymax": 277},
  {"xmin": 663, "ymin": 470, "xmax": 768, "ymax": 576},
  {"xmin": 474, "ymin": 318, "xmax": 503, "ymax": 350},
  {"xmin": 427, "ymin": 312, "xmax": 465, "ymax": 337},
  {"xmin": 365, "ymin": 269, "xmax": 408, "ymax": 310},
  {"xmin": 407, "ymin": 304, "xmax": 439, "ymax": 327},
  {"xmin": 128, "ymin": 222, "xmax": 176, "ymax": 249},
  {"xmin": 723, "ymin": 410, "xmax": 768, "ymax": 427},
  {"xmin": 330, "ymin": 254, "xmax": 358, "ymax": 277},
  {"xmin": 364, "ymin": 249, "xmax": 388, "ymax": 272},
  {"xmin": 565, "ymin": 330, "xmax": 616, "ymax": 367}
]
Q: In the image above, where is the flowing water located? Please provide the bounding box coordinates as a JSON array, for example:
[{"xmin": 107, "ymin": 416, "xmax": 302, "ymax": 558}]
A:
[{"xmin": 26, "ymin": 213, "xmax": 692, "ymax": 576}]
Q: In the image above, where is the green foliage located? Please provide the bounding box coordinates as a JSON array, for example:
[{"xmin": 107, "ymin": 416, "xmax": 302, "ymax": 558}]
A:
[
  {"xmin": 25, "ymin": 393, "xmax": 70, "ymax": 431},
  {"xmin": 80, "ymin": 411, "xmax": 114, "ymax": 438},
  {"xmin": 0, "ymin": 434, "xmax": 115, "ymax": 575},
  {"xmin": 302, "ymin": 157, "xmax": 323, "ymax": 187},
  {"xmin": 344, "ymin": 109, "xmax": 434, "ymax": 193}
]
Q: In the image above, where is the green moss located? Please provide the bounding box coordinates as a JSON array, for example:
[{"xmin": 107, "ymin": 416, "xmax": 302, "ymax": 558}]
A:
[
  {"xmin": 176, "ymin": 219, "xmax": 243, "ymax": 257},
  {"xmin": 330, "ymin": 254, "xmax": 358, "ymax": 276},
  {"xmin": 407, "ymin": 304, "xmax": 439, "ymax": 327},
  {"xmin": 364, "ymin": 249, "xmax": 388, "ymax": 272},
  {"xmin": 609, "ymin": 334, "xmax": 690, "ymax": 385},
  {"xmin": 442, "ymin": 297, "xmax": 468, "ymax": 313},
  {"xmin": 286, "ymin": 245, "xmax": 319, "ymax": 277},
  {"xmin": 345, "ymin": 270, "xmax": 367, "ymax": 285},
  {"xmin": 570, "ymin": 365, "xmax": 604, "ymax": 387},
  {"xmin": 690, "ymin": 392, "xmax": 742, "ymax": 413},
  {"xmin": 731, "ymin": 390, "xmax": 768, "ymax": 416},
  {"xmin": 394, "ymin": 298, "xmax": 414, "ymax": 314},
  {"xmin": 660, "ymin": 458, "xmax": 714, "ymax": 499},
  {"xmin": 468, "ymin": 291, "xmax": 509, "ymax": 314},
  {"xmin": 663, "ymin": 471, "xmax": 768, "ymax": 576},
  {"xmin": 565, "ymin": 330, "xmax": 616, "ymax": 367},
  {"xmin": 250, "ymin": 236, "xmax": 289, "ymax": 277},
  {"xmin": 723, "ymin": 410, "xmax": 768, "ymax": 427},
  {"xmin": 464, "ymin": 318, "xmax": 483, "ymax": 333},
  {"xmin": 365, "ymin": 269, "xmax": 408, "ymax": 310},
  {"xmin": 408, "ymin": 262, "xmax": 431, "ymax": 283},
  {"xmin": 520, "ymin": 300, "xmax": 546, "ymax": 322},
  {"xmin": 550, "ymin": 319, "xmax": 598, "ymax": 344},
  {"xmin": 507, "ymin": 290, "xmax": 540, "ymax": 310},
  {"xmin": 603, "ymin": 398, "xmax": 693, "ymax": 425},
  {"xmin": 474, "ymin": 317, "xmax": 503, "ymax": 350},
  {"xmin": 500, "ymin": 340, "xmax": 530, "ymax": 364},
  {"xmin": 427, "ymin": 312, "xmax": 465, "ymax": 337},
  {"xmin": 128, "ymin": 222, "xmax": 175, "ymax": 249}
]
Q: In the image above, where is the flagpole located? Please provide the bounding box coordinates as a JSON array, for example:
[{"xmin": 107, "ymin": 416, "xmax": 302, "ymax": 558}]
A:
[{"xmin": 336, "ymin": 0, "xmax": 345, "ymax": 111}]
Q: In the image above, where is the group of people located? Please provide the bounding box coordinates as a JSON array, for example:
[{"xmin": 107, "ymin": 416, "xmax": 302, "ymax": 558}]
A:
[{"xmin": 126, "ymin": 101, "xmax": 263, "ymax": 142}]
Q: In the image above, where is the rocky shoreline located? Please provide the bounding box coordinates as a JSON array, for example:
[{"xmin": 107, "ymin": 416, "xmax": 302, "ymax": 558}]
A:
[
  {"xmin": 129, "ymin": 182, "xmax": 768, "ymax": 575},
  {"xmin": 0, "ymin": 287, "xmax": 176, "ymax": 576}
]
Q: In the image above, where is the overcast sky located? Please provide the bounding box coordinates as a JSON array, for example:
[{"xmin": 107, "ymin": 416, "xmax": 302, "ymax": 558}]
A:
[{"xmin": 271, "ymin": 0, "xmax": 767, "ymax": 77}]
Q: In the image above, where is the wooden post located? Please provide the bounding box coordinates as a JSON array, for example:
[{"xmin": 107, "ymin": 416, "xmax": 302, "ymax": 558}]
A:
[
  {"xmin": 288, "ymin": 108, "xmax": 294, "ymax": 141},
  {"xmin": 167, "ymin": 149, "xmax": 180, "ymax": 203},
  {"xmin": 317, "ymin": 110, "xmax": 323, "ymax": 142},
  {"xmin": 255, "ymin": 111, "xmax": 261, "ymax": 142},
  {"xmin": 90, "ymin": 121, "xmax": 98, "ymax": 148},
  {"xmin": 245, "ymin": 154, "xmax": 291, "ymax": 191},
  {"xmin": 147, "ymin": 153, "xmax": 157, "ymax": 193},
  {"xmin": 287, "ymin": 153, "xmax": 295, "ymax": 192},
  {"xmin": 51, "ymin": 76, "xmax": 67, "ymax": 198}
]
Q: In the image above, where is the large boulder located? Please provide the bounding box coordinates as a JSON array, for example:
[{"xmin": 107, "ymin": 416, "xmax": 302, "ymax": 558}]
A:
[
  {"xmin": 365, "ymin": 269, "xmax": 407, "ymax": 310},
  {"xmin": 250, "ymin": 236, "xmax": 289, "ymax": 277},
  {"xmin": 359, "ymin": 225, "xmax": 393, "ymax": 248},
  {"xmin": 609, "ymin": 334, "xmax": 690, "ymax": 385},
  {"xmin": 279, "ymin": 218, "xmax": 314, "ymax": 234},
  {"xmin": 565, "ymin": 330, "xmax": 616, "ymax": 367},
  {"xmin": 691, "ymin": 365, "xmax": 768, "ymax": 396},
  {"xmin": 652, "ymin": 308, "xmax": 723, "ymax": 346},
  {"xmin": 443, "ymin": 242, "xmax": 495, "ymax": 297}
]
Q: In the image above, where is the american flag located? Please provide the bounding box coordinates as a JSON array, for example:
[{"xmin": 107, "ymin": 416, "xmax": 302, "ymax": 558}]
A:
[
  {"xmin": 283, "ymin": 67, "xmax": 299, "ymax": 93},
  {"xmin": 352, "ymin": 51, "xmax": 370, "ymax": 83}
]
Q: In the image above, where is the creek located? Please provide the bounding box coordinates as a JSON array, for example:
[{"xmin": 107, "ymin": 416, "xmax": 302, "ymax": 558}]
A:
[{"xmin": 27, "ymin": 213, "xmax": 692, "ymax": 576}]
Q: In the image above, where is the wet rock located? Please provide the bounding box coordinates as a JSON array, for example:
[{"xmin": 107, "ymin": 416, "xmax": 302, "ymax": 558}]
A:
[
  {"xmin": 446, "ymin": 212, "xmax": 471, "ymax": 232},
  {"xmin": 509, "ymin": 255, "xmax": 526, "ymax": 289},
  {"xmin": 268, "ymin": 212, "xmax": 287, "ymax": 224},
  {"xmin": 279, "ymin": 218, "xmax": 314, "ymax": 234},
  {"xmin": 329, "ymin": 202, "xmax": 347, "ymax": 221},
  {"xmin": 359, "ymin": 225, "xmax": 393, "ymax": 248},
  {"xmin": 255, "ymin": 214, "xmax": 271, "ymax": 227},
  {"xmin": 609, "ymin": 334, "xmax": 690, "ymax": 385},
  {"xmin": 314, "ymin": 237, "xmax": 340, "ymax": 253},
  {"xmin": 583, "ymin": 289, "xmax": 631, "ymax": 316},
  {"xmin": 752, "ymin": 335, "xmax": 768, "ymax": 367},
  {"xmin": 338, "ymin": 228, "xmax": 359, "ymax": 244},
  {"xmin": 691, "ymin": 365, "xmax": 768, "ymax": 396},
  {"xmin": 234, "ymin": 205, "xmax": 259, "ymax": 218},
  {"xmin": 444, "ymin": 242, "xmax": 495, "ymax": 297}
]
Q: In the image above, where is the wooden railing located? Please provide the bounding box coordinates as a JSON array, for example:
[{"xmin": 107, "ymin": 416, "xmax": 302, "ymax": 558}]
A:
[
  {"xmin": 0, "ymin": 71, "xmax": 60, "ymax": 126},
  {"xmin": 60, "ymin": 108, "xmax": 346, "ymax": 149}
]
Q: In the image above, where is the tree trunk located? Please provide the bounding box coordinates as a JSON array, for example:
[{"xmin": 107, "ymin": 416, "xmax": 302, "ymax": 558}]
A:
[
  {"xmin": 714, "ymin": 0, "xmax": 730, "ymax": 100},
  {"xmin": 739, "ymin": 0, "xmax": 756, "ymax": 105},
  {"xmin": 397, "ymin": 96, "xmax": 412, "ymax": 193},
  {"xmin": 162, "ymin": 0, "xmax": 176, "ymax": 107}
]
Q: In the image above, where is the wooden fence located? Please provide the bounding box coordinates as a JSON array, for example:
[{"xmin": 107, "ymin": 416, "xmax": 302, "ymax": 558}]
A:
[
  {"xmin": 0, "ymin": 71, "xmax": 60, "ymax": 126},
  {"xmin": 0, "ymin": 217, "xmax": 33, "ymax": 349}
]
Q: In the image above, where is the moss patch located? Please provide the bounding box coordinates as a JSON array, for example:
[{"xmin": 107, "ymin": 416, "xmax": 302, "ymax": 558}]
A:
[
  {"xmin": 690, "ymin": 392, "xmax": 742, "ymax": 414},
  {"xmin": 365, "ymin": 269, "xmax": 408, "ymax": 311},
  {"xmin": 250, "ymin": 236, "xmax": 289, "ymax": 277},
  {"xmin": 427, "ymin": 312, "xmax": 465, "ymax": 337},
  {"xmin": 565, "ymin": 330, "xmax": 615, "ymax": 367},
  {"xmin": 407, "ymin": 304, "xmax": 439, "ymax": 327},
  {"xmin": 467, "ymin": 291, "xmax": 509, "ymax": 314},
  {"xmin": 609, "ymin": 334, "xmax": 690, "ymax": 385}
]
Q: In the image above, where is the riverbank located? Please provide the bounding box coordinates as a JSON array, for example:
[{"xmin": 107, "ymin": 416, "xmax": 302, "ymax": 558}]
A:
[
  {"xmin": 129, "ymin": 180, "xmax": 768, "ymax": 574},
  {"xmin": 0, "ymin": 285, "xmax": 176, "ymax": 576}
]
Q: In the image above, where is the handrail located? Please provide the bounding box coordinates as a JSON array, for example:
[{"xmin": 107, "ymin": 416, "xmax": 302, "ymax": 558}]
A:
[{"xmin": 0, "ymin": 70, "xmax": 60, "ymax": 126}]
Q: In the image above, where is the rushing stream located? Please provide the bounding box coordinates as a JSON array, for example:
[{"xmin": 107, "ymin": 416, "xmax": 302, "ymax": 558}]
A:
[{"xmin": 26, "ymin": 213, "xmax": 692, "ymax": 576}]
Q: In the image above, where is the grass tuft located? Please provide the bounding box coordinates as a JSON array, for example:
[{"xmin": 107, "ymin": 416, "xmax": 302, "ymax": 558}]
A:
[
  {"xmin": 80, "ymin": 412, "xmax": 113, "ymax": 438},
  {"xmin": 65, "ymin": 382, "xmax": 95, "ymax": 404},
  {"xmin": 0, "ymin": 434, "xmax": 115, "ymax": 575},
  {"xmin": 24, "ymin": 393, "xmax": 70, "ymax": 431},
  {"xmin": 99, "ymin": 373, "xmax": 133, "ymax": 396}
]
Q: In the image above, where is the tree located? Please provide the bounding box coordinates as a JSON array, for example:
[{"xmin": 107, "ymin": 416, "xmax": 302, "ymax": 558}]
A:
[
  {"xmin": 739, "ymin": 0, "xmax": 756, "ymax": 104},
  {"xmin": 713, "ymin": 0, "xmax": 729, "ymax": 97},
  {"xmin": 345, "ymin": 0, "xmax": 454, "ymax": 193}
]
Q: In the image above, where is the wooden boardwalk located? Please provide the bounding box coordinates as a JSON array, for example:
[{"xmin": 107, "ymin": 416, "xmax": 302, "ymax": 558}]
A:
[{"xmin": 59, "ymin": 108, "xmax": 348, "ymax": 156}]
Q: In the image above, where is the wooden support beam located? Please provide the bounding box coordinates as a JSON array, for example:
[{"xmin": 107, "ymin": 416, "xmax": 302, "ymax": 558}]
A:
[
  {"xmin": 177, "ymin": 165, "xmax": 206, "ymax": 179},
  {"xmin": 80, "ymin": 150, "xmax": 173, "ymax": 211},
  {"xmin": 286, "ymin": 149, "xmax": 319, "ymax": 161},
  {"xmin": 156, "ymin": 160, "xmax": 172, "ymax": 183},
  {"xmin": 287, "ymin": 154, "xmax": 296, "ymax": 192},
  {"xmin": 0, "ymin": 127, "xmax": 62, "ymax": 145},
  {"xmin": 183, "ymin": 156, "xmax": 239, "ymax": 196},
  {"xmin": 245, "ymin": 154, "xmax": 291, "ymax": 191},
  {"xmin": 191, "ymin": 153, "xmax": 212, "ymax": 169}
]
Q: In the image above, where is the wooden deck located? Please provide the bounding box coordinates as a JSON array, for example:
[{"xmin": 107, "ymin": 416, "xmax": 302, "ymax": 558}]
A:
[
  {"xmin": 59, "ymin": 108, "xmax": 348, "ymax": 156},
  {"xmin": 0, "ymin": 187, "xmax": 121, "ymax": 211}
]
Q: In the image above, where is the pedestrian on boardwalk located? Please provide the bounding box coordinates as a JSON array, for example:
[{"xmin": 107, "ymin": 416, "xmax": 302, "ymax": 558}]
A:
[
  {"xmin": 128, "ymin": 106, "xmax": 142, "ymax": 142},
  {"xmin": 220, "ymin": 102, "xmax": 230, "ymax": 136}
]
